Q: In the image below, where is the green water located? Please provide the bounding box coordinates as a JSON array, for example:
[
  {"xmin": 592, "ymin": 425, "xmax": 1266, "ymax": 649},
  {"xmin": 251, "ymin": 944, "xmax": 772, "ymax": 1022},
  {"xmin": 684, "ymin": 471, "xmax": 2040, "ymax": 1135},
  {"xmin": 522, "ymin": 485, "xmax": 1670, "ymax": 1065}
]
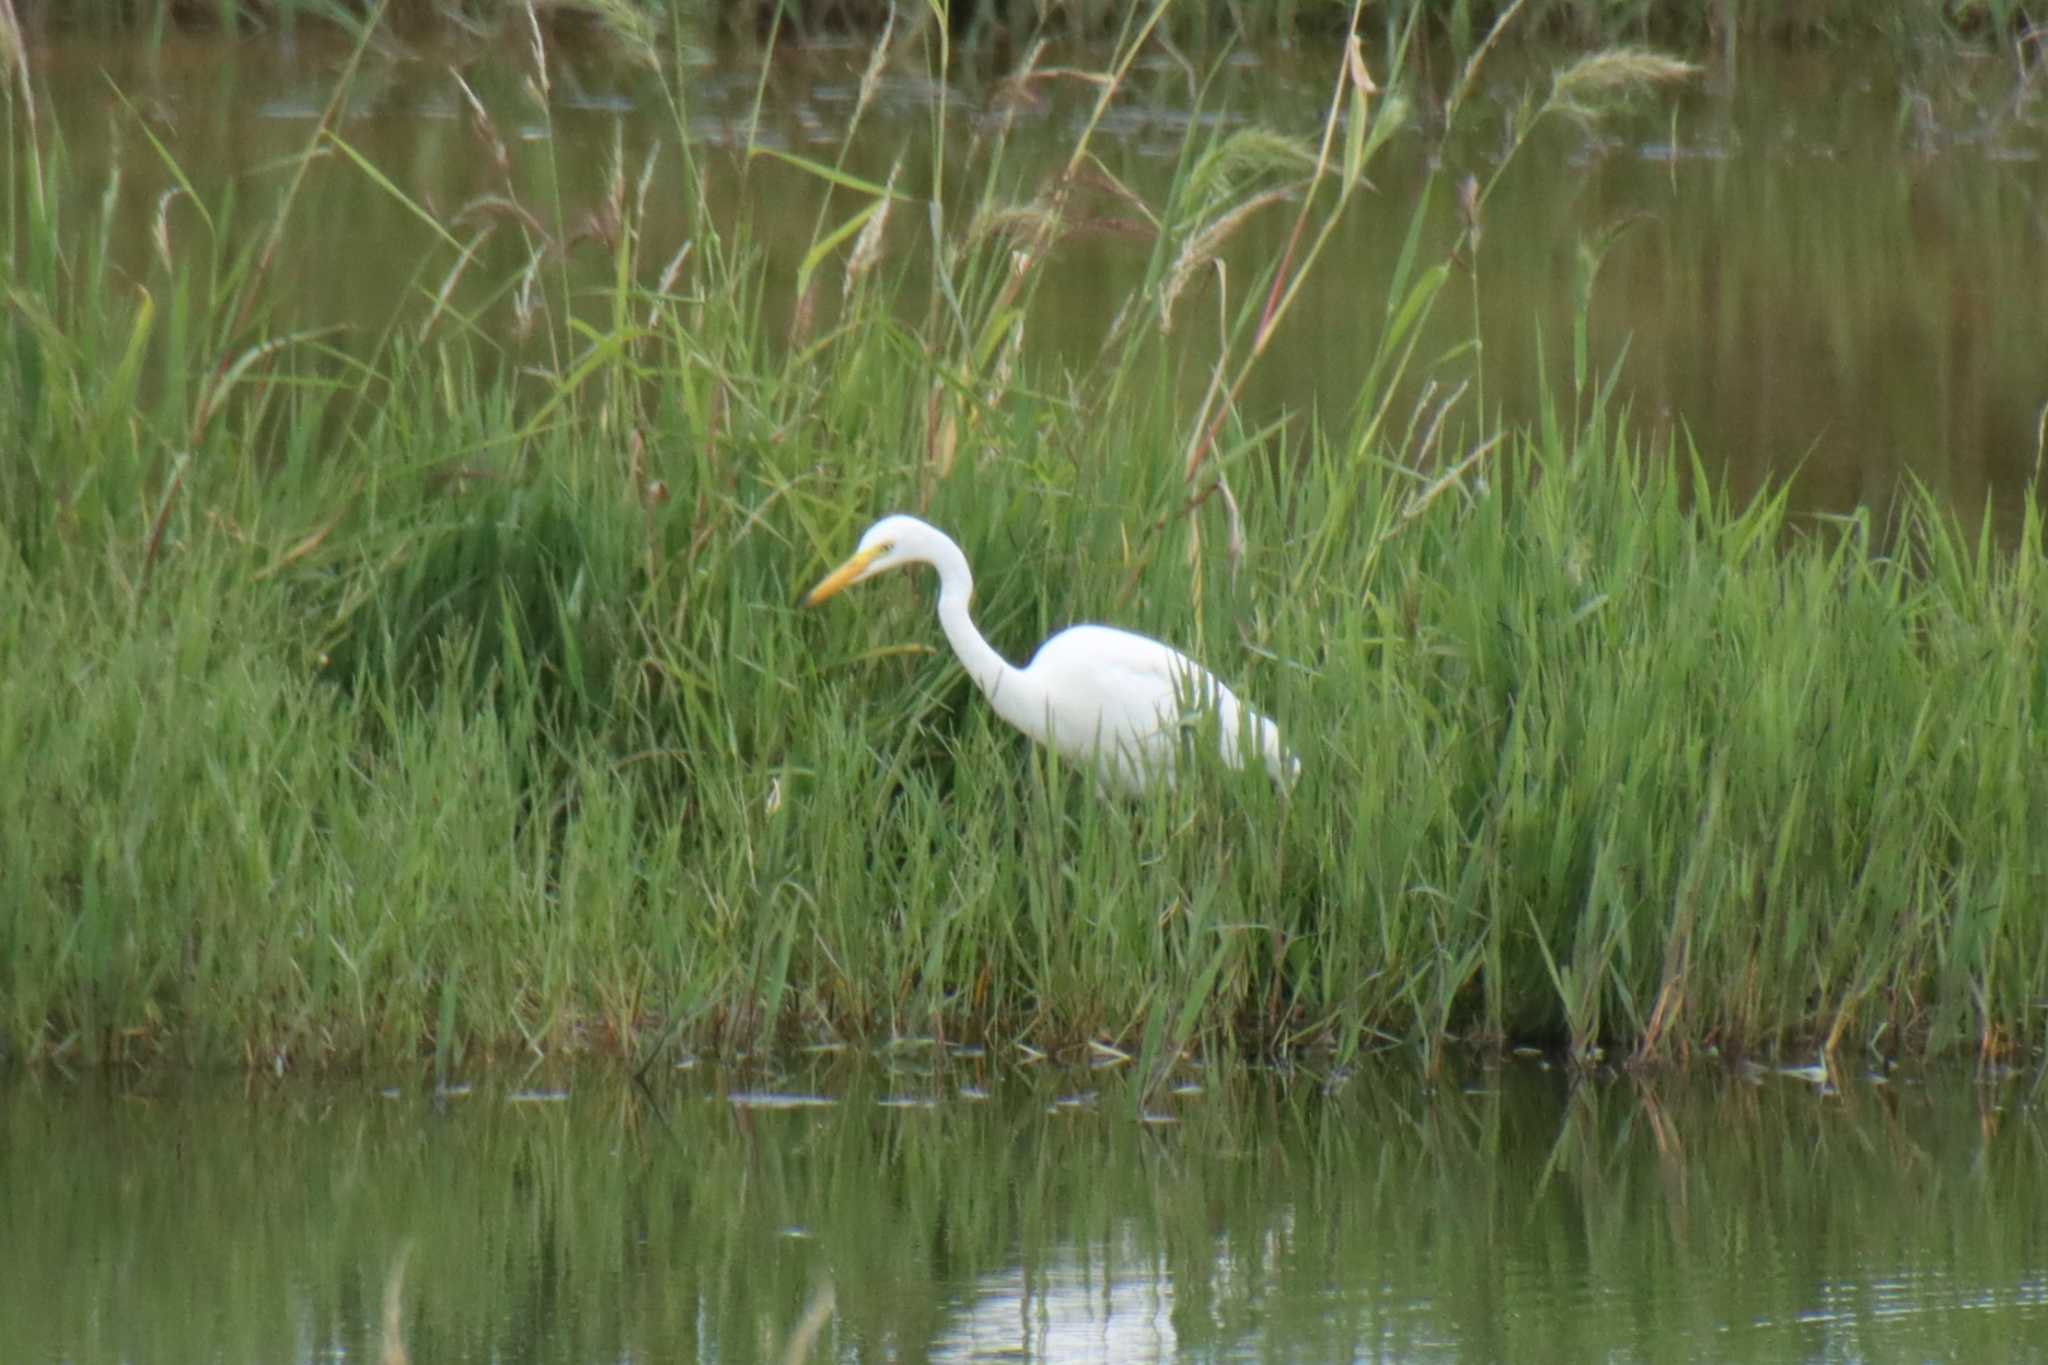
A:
[
  {"xmin": 29, "ymin": 30, "xmax": 2048, "ymax": 529},
  {"xmin": 13, "ymin": 30, "xmax": 2048, "ymax": 1361},
  {"xmin": 7, "ymin": 1056, "xmax": 2046, "ymax": 1362}
]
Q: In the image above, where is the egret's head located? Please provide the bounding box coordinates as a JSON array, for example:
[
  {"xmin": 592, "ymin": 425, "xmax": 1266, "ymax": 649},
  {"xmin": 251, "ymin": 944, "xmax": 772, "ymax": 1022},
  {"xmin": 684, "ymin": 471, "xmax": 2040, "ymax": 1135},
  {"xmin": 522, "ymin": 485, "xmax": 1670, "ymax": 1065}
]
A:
[{"xmin": 800, "ymin": 514, "xmax": 938, "ymax": 606}]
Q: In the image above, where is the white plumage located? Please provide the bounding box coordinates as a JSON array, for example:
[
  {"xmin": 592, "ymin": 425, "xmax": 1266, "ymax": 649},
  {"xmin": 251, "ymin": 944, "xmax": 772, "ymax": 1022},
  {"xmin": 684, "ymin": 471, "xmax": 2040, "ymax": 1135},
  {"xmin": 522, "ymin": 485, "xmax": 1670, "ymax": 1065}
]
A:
[{"xmin": 803, "ymin": 514, "xmax": 1298, "ymax": 794}]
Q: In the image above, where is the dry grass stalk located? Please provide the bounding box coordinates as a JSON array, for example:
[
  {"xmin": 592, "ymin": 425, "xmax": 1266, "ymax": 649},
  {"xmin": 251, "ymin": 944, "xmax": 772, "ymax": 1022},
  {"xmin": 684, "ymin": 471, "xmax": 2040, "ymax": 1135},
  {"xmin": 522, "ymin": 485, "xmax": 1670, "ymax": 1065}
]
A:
[
  {"xmin": 1159, "ymin": 185, "xmax": 1296, "ymax": 334},
  {"xmin": 653, "ymin": 242, "xmax": 693, "ymax": 297},
  {"xmin": 1182, "ymin": 130, "xmax": 1316, "ymax": 216},
  {"xmin": 1026, "ymin": 65, "xmax": 1116, "ymax": 90},
  {"xmin": 632, "ymin": 140, "xmax": 660, "ymax": 234},
  {"xmin": 851, "ymin": 9, "xmax": 895, "ymax": 129},
  {"xmin": 1446, "ymin": 0, "xmax": 1529, "ymax": 126},
  {"xmin": 1550, "ymin": 50, "xmax": 1702, "ymax": 120},
  {"xmin": 989, "ymin": 38, "xmax": 1051, "ymax": 132},
  {"xmin": 845, "ymin": 159, "xmax": 901, "ymax": 298},
  {"xmin": 1068, "ymin": 214, "xmax": 1154, "ymax": 243},
  {"xmin": 254, "ymin": 519, "xmax": 338, "ymax": 582},
  {"xmin": 455, "ymin": 194, "xmax": 548, "ymax": 241},
  {"xmin": 567, "ymin": 134, "xmax": 627, "ymax": 254},
  {"xmin": 525, "ymin": 2, "xmax": 551, "ymax": 98},
  {"xmin": 646, "ymin": 241, "xmax": 693, "ymax": 331},
  {"xmin": 572, "ymin": 0, "xmax": 658, "ymax": 67},
  {"xmin": 450, "ymin": 69, "xmax": 510, "ymax": 178},
  {"xmin": 967, "ymin": 201, "xmax": 1058, "ymax": 249},
  {"xmin": 1070, "ymin": 161, "xmax": 1155, "ymax": 224},
  {"xmin": 985, "ymin": 293, "xmax": 1023, "ymax": 412},
  {"xmin": 1408, "ymin": 378, "xmax": 1467, "ymax": 471},
  {"xmin": 1217, "ymin": 471, "xmax": 1246, "ymax": 583},
  {"xmin": 151, "ymin": 188, "xmax": 183, "ymax": 275},
  {"xmin": 1380, "ymin": 430, "xmax": 1501, "ymax": 550},
  {"xmin": 787, "ymin": 277, "xmax": 819, "ymax": 351},
  {"xmin": 1457, "ymin": 174, "xmax": 1483, "ymax": 253},
  {"xmin": 1345, "ymin": 31, "xmax": 1379, "ymax": 99},
  {"xmin": 511, "ymin": 248, "xmax": 545, "ymax": 341},
  {"xmin": 982, "ymin": 195, "xmax": 1055, "ymax": 335},
  {"xmin": 190, "ymin": 332, "xmax": 300, "ymax": 447}
]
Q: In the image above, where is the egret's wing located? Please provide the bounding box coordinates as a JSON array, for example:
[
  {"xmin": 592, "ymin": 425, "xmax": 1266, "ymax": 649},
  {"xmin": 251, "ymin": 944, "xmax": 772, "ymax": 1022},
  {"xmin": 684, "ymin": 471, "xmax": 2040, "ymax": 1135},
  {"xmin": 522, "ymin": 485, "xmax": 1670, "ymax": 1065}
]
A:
[
  {"xmin": 1020, "ymin": 626, "xmax": 1215, "ymax": 780},
  {"xmin": 1024, "ymin": 623, "xmax": 1295, "ymax": 789},
  {"xmin": 1027, "ymin": 626, "xmax": 1196, "ymax": 717}
]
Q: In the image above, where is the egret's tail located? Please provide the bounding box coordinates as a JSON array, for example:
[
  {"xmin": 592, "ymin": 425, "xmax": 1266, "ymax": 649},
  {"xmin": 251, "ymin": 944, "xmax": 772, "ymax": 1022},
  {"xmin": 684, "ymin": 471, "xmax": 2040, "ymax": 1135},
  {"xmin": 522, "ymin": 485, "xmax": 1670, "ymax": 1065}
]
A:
[{"xmin": 1205, "ymin": 678, "xmax": 1299, "ymax": 790}]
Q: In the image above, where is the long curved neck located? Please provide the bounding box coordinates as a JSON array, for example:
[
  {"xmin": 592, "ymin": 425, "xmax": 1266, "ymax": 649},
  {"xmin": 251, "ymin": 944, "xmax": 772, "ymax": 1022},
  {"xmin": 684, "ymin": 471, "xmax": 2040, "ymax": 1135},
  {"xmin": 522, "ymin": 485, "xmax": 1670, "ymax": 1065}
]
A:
[{"xmin": 927, "ymin": 538, "xmax": 1048, "ymax": 741}]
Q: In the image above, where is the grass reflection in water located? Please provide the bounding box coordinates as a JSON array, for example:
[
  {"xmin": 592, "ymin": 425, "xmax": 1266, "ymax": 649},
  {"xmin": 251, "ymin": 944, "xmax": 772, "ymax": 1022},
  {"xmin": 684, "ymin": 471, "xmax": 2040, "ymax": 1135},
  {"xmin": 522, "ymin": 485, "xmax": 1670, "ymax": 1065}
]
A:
[{"xmin": 6, "ymin": 1055, "xmax": 2046, "ymax": 1363}]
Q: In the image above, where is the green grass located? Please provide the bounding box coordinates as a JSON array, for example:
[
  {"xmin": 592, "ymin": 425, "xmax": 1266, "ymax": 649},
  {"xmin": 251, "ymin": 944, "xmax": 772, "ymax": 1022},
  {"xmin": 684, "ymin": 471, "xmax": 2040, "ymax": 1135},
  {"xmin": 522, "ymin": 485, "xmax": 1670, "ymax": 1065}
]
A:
[{"xmin": 3, "ymin": 8, "xmax": 2046, "ymax": 1073}]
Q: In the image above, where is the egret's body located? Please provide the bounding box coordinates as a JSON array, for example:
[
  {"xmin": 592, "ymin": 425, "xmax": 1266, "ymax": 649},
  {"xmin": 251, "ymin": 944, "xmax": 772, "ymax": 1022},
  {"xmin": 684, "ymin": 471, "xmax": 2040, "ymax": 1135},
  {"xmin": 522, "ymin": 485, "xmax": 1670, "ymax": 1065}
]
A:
[{"xmin": 803, "ymin": 515, "xmax": 1297, "ymax": 794}]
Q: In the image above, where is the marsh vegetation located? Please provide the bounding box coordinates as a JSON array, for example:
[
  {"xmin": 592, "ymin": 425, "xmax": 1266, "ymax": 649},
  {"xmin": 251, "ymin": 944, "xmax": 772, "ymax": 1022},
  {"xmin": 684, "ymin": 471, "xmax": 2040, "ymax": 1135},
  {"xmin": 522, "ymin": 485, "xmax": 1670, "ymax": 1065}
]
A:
[{"xmin": 4, "ymin": 3, "xmax": 2046, "ymax": 1072}]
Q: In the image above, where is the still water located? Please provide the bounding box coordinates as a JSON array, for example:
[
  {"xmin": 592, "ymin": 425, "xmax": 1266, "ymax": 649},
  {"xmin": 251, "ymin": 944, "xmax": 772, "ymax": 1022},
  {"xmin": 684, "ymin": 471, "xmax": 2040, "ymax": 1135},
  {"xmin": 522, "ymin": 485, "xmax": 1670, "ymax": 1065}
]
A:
[
  {"xmin": 24, "ymin": 28, "xmax": 2048, "ymax": 528},
  {"xmin": 7, "ymin": 1054, "xmax": 2047, "ymax": 1362},
  {"xmin": 13, "ymin": 31, "xmax": 2048, "ymax": 1362}
]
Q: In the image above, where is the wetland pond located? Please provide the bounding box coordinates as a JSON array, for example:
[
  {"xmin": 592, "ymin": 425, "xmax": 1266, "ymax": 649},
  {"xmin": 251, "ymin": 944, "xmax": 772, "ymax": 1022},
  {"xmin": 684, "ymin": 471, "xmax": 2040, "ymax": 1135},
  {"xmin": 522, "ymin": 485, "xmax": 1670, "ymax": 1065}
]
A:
[
  {"xmin": 8, "ymin": 1054, "xmax": 2048, "ymax": 1363},
  {"xmin": 15, "ymin": 25, "xmax": 2048, "ymax": 1365}
]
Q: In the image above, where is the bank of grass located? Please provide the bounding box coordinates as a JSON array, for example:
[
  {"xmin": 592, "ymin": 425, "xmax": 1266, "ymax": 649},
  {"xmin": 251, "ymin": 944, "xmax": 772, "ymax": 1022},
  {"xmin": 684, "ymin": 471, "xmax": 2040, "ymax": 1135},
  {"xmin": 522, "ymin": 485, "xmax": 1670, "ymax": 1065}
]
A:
[{"xmin": 3, "ymin": 10, "xmax": 2046, "ymax": 1073}]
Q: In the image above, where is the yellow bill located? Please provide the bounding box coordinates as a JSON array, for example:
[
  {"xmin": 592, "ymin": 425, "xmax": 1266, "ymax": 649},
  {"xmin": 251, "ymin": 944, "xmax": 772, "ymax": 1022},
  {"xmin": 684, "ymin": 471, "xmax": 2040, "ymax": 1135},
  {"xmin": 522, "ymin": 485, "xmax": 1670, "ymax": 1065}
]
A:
[{"xmin": 801, "ymin": 544, "xmax": 885, "ymax": 607}]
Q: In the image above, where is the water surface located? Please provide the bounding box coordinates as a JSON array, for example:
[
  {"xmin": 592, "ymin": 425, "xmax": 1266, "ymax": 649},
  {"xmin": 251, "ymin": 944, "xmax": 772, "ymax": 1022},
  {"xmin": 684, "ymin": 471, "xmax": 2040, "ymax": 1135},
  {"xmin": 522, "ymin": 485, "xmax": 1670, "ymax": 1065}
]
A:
[
  {"xmin": 23, "ymin": 28, "xmax": 2048, "ymax": 530},
  {"xmin": 9, "ymin": 1055, "xmax": 2047, "ymax": 1361}
]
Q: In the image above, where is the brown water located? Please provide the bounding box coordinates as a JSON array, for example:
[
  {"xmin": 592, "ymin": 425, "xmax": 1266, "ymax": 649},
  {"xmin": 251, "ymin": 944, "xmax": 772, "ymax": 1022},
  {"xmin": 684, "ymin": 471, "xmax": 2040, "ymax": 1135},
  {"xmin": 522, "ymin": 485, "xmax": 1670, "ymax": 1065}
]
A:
[
  {"xmin": 6, "ymin": 1055, "xmax": 2047, "ymax": 1362},
  {"xmin": 24, "ymin": 29, "xmax": 2048, "ymax": 532}
]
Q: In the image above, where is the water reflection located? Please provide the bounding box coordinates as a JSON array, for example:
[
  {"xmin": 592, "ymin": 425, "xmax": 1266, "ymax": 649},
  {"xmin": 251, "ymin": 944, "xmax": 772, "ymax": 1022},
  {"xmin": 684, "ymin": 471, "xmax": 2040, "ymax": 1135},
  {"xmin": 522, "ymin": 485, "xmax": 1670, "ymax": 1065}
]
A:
[
  {"xmin": 932, "ymin": 1228, "xmax": 1178, "ymax": 1363},
  {"xmin": 6, "ymin": 1054, "xmax": 2047, "ymax": 1362}
]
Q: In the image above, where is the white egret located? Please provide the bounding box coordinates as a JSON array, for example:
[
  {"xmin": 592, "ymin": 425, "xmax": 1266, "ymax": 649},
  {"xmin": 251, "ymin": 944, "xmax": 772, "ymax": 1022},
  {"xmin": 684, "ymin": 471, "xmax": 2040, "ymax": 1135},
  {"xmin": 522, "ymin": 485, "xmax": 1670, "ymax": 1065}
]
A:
[{"xmin": 802, "ymin": 514, "xmax": 1298, "ymax": 794}]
